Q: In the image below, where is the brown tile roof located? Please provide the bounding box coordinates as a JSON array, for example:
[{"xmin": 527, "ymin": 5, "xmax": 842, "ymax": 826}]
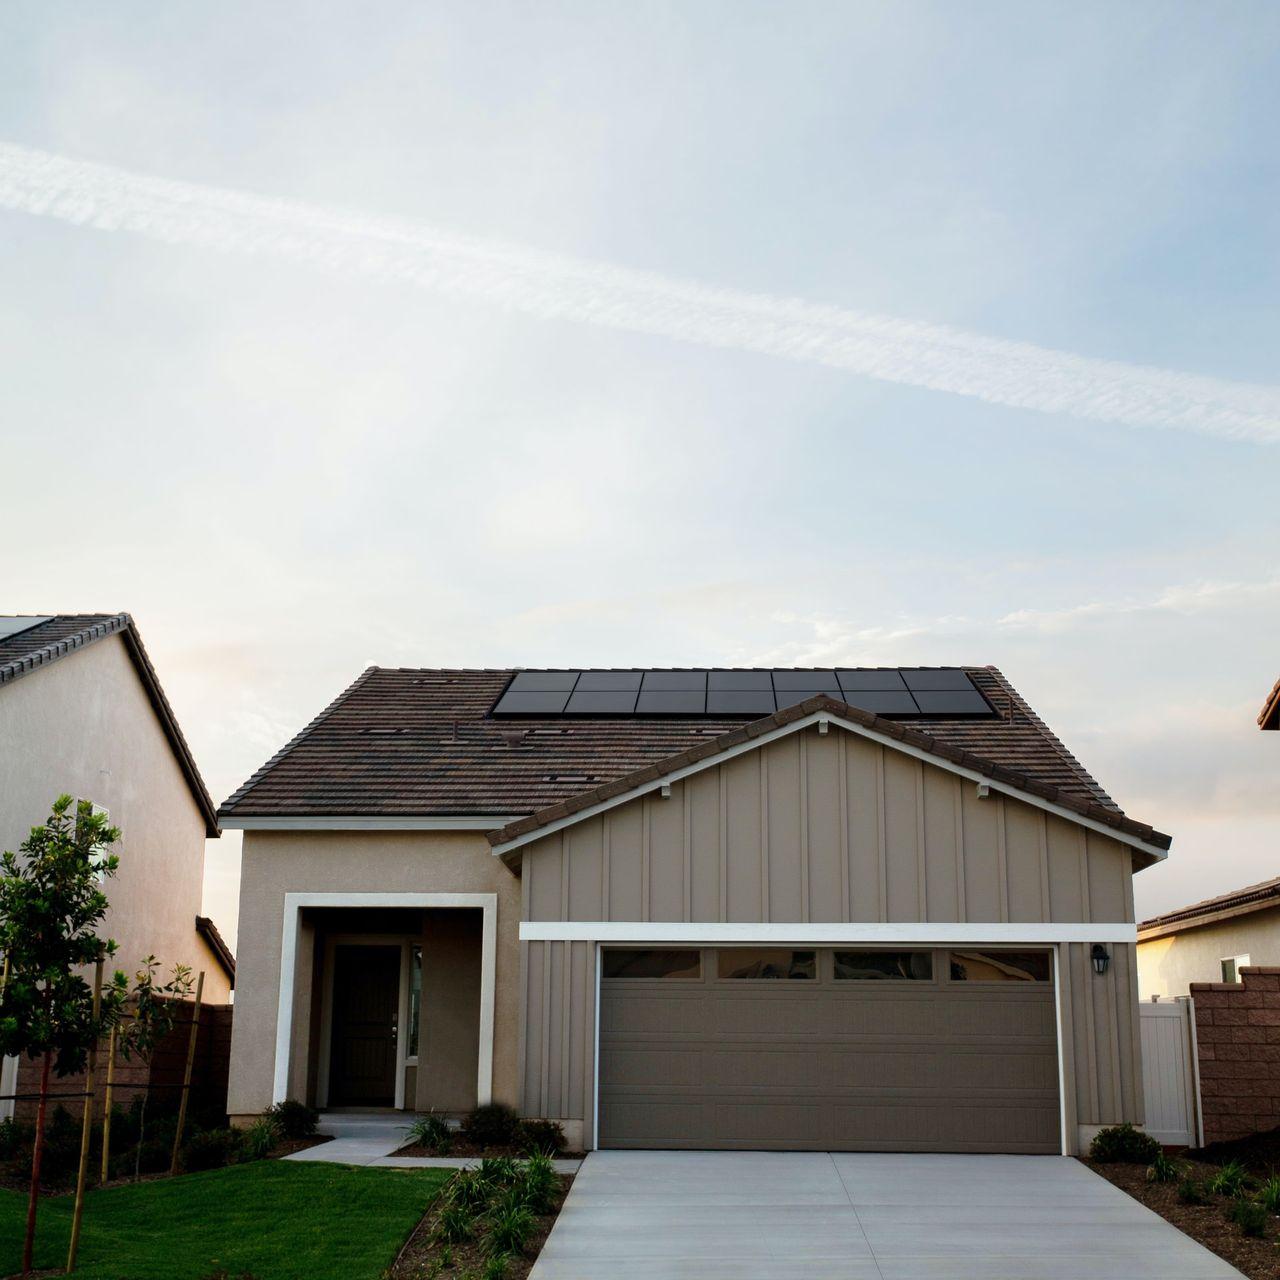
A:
[
  {"xmin": 1139, "ymin": 874, "xmax": 1280, "ymax": 938},
  {"xmin": 488, "ymin": 692, "xmax": 1170, "ymax": 855},
  {"xmin": 0, "ymin": 613, "xmax": 219, "ymax": 836},
  {"xmin": 1260, "ymin": 677, "xmax": 1280, "ymax": 730},
  {"xmin": 219, "ymin": 666, "xmax": 1166, "ymax": 852},
  {"xmin": 195, "ymin": 915, "xmax": 236, "ymax": 987}
]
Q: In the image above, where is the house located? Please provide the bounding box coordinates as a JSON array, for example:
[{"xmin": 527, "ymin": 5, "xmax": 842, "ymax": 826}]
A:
[
  {"xmin": 1260, "ymin": 676, "xmax": 1279, "ymax": 731},
  {"xmin": 220, "ymin": 665, "xmax": 1169, "ymax": 1155},
  {"xmin": 0, "ymin": 614, "xmax": 233, "ymax": 1119},
  {"xmin": 1137, "ymin": 877, "xmax": 1280, "ymax": 998}
]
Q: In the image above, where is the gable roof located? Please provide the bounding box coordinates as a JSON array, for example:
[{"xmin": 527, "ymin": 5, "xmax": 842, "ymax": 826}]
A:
[
  {"xmin": 0, "ymin": 613, "xmax": 219, "ymax": 837},
  {"xmin": 1139, "ymin": 874, "xmax": 1280, "ymax": 940},
  {"xmin": 487, "ymin": 694, "xmax": 1171, "ymax": 864},
  {"xmin": 1260, "ymin": 677, "xmax": 1280, "ymax": 730},
  {"xmin": 218, "ymin": 665, "xmax": 1162, "ymax": 846},
  {"xmin": 196, "ymin": 915, "xmax": 236, "ymax": 988}
]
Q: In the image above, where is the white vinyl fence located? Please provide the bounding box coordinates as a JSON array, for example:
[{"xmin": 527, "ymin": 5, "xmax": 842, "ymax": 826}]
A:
[{"xmin": 1140, "ymin": 997, "xmax": 1202, "ymax": 1147}]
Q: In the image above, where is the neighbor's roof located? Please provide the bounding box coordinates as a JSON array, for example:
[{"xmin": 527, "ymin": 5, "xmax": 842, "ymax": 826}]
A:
[
  {"xmin": 0, "ymin": 614, "xmax": 219, "ymax": 837},
  {"xmin": 1260, "ymin": 677, "xmax": 1280, "ymax": 730},
  {"xmin": 218, "ymin": 666, "xmax": 1166, "ymax": 852},
  {"xmin": 196, "ymin": 915, "xmax": 236, "ymax": 987},
  {"xmin": 1139, "ymin": 874, "xmax": 1280, "ymax": 940}
]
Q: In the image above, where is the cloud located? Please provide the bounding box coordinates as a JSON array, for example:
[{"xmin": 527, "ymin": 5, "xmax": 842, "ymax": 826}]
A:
[{"xmin": 2, "ymin": 140, "xmax": 1279, "ymax": 442}]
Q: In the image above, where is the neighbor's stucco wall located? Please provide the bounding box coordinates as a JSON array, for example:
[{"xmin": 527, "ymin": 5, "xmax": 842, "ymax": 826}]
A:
[
  {"xmin": 227, "ymin": 829, "xmax": 521, "ymax": 1118},
  {"xmin": 1138, "ymin": 908, "xmax": 1280, "ymax": 998},
  {"xmin": 0, "ymin": 635, "xmax": 226, "ymax": 1000},
  {"xmin": 518, "ymin": 724, "xmax": 1144, "ymax": 1151}
]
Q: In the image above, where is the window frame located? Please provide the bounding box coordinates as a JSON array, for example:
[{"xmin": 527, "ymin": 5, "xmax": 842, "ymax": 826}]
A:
[
  {"xmin": 1221, "ymin": 954, "xmax": 1251, "ymax": 984},
  {"xmin": 714, "ymin": 947, "xmax": 818, "ymax": 981},
  {"xmin": 600, "ymin": 948, "xmax": 704, "ymax": 981},
  {"xmin": 945, "ymin": 948, "xmax": 1053, "ymax": 984}
]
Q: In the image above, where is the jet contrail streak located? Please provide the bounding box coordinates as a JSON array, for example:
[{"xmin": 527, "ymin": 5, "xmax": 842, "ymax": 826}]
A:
[{"xmin": 2, "ymin": 140, "xmax": 1277, "ymax": 441}]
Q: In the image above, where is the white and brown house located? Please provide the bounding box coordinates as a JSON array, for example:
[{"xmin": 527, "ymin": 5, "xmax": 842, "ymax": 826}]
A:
[{"xmin": 220, "ymin": 665, "xmax": 1169, "ymax": 1155}]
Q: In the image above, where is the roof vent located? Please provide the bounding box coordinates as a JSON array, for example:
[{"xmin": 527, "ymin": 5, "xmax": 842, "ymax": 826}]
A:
[
  {"xmin": 544, "ymin": 773, "xmax": 599, "ymax": 784},
  {"xmin": 496, "ymin": 726, "xmax": 528, "ymax": 748}
]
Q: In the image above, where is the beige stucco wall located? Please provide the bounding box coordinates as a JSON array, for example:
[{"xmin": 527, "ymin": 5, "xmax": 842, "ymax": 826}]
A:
[
  {"xmin": 519, "ymin": 723, "xmax": 1144, "ymax": 1152},
  {"xmin": 1138, "ymin": 908, "xmax": 1280, "ymax": 998},
  {"xmin": 0, "ymin": 635, "xmax": 227, "ymax": 1001},
  {"xmin": 227, "ymin": 829, "xmax": 521, "ymax": 1118}
]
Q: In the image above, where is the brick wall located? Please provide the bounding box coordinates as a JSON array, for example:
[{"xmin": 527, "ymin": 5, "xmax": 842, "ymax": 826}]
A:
[{"xmin": 1191, "ymin": 967, "xmax": 1280, "ymax": 1145}]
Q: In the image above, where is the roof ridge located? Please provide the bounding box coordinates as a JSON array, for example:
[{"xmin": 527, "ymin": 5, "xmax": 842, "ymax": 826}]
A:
[
  {"xmin": 1140, "ymin": 874, "xmax": 1280, "ymax": 930},
  {"xmin": 218, "ymin": 666, "xmax": 382, "ymax": 813}
]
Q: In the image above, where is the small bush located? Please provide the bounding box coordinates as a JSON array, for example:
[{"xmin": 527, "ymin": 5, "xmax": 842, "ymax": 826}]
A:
[
  {"xmin": 1256, "ymin": 1173, "xmax": 1280, "ymax": 1213},
  {"xmin": 0, "ymin": 1118, "xmax": 33, "ymax": 1161},
  {"xmin": 239, "ymin": 1117, "xmax": 281, "ymax": 1162},
  {"xmin": 482, "ymin": 1254, "xmax": 510, "ymax": 1280},
  {"xmin": 446, "ymin": 1170, "xmax": 492, "ymax": 1214},
  {"xmin": 1147, "ymin": 1152, "xmax": 1183, "ymax": 1184},
  {"xmin": 517, "ymin": 1118, "xmax": 567, "ymax": 1156},
  {"xmin": 1090, "ymin": 1123, "xmax": 1162, "ymax": 1164},
  {"xmin": 477, "ymin": 1155, "xmax": 519, "ymax": 1188},
  {"xmin": 409, "ymin": 1113, "xmax": 454, "ymax": 1155},
  {"xmin": 434, "ymin": 1202, "xmax": 477, "ymax": 1244},
  {"xmin": 263, "ymin": 1100, "xmax": 319, "ymax": 1140},
  {"xmin": 486, "ymin": 1203, "xmax": 536, "ymax": 1257},
  {"xmin": 518, "ymin": 1152, "xmax": 558, "ymax": 1214},
  {"xmin": 1229, "ymin": 1198, "xmax": 1269, "ymax": 1238},
  {"xmin": 1209, "ymin": 1159, "xmax": 1251, "ymax": 1198},
  {"xmin": 1178, "ymin": 1178, "xmax": 1208, "ymax": 1205},
  {"xmin": 463, "ymin": 1103, "xmax": 522, "ymax": 1148},
  {"xmin": 182, "ymin": 1129, "xmax": 243, "ymax": 1172}
]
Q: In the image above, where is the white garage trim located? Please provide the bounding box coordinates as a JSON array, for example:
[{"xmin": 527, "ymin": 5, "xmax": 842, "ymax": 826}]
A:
[
  {"xmin": 274, "ymin": 891, "xmax": 497, "ymax": 1107},
  {"xmin": 524, "ymin": 921, "xmax": 1136, "ymax": 944}
]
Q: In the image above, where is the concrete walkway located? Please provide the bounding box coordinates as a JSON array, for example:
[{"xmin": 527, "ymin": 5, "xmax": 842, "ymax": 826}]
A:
[
  {"xmin": 529, "ymin": 1151, "xmax": 1244, "ymax": 1280},
  {"xmin": 283, "ymin": 1111, "xmax": 579, "ymax": 1173}
]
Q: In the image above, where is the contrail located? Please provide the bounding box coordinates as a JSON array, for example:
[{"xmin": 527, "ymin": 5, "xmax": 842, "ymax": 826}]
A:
[{"xmin": 2, "ymin": 139, "xmax": 1277, "ymax": 442}]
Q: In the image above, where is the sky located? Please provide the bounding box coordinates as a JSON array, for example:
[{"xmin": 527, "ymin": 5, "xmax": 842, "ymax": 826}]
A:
[{"xmin": 1, "ymin": 2, "xmax": 1277, "ymax": 950}]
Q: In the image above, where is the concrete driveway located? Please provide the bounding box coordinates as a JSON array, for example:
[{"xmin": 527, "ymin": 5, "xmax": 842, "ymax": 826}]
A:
[{"xmin": 530, "ymin": 1151, "xmax": 1243, "ymax": 1280}]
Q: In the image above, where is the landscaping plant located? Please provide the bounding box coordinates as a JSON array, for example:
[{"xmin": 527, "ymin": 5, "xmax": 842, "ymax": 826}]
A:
[
  {"xmin": 1088, "ymin": 1122, "xmax": 1162, "ymax": 1164},
  {"xmin": 408, "ymin": 1112, "xmax": 454, "ymax": 1155},
  {"xmin": 462, "ymin": 1103, "xmax": 522, "ymax": 1149},
  {"xmin": 476, "ymin": 1155, "xmax": 519, "ymax": 1188},
  {"xmin": 1178, "ymin": 1177, "xmax": 1208, "ymax": 1205},
  {"xmin": 435, "ymin": 1201, "xmax": 478, "ymax": 1244},
  {"xmin": 485, "ymin": 1202, "xmax": 536, "ymax": 1257},
  {"xmin": 518, "ymin": 1152, "xmax": 558, "ymax": 1214},
  {"xmin": 264, "ymin": 1099, "xmax": 319, "ymax": 1140},
  {"xmin": 1228, "ymin": 1197, "xmax": 1269, "ymax": 1238},
  {"xmin": 238, "ymin": 1116, "xmax": 282, "ymax": 1162},
  {"xmin": 1208, "ymin": 1159, "xmax": 1251, "ymax": 1198},
  {"xmin": 1256, "ymin": 1173, "xmax": 1280, "ymax": 1214},
  {"xmin": 517, "ymin": 1118, "xmax": 567, "ymax": 1156},
  {"xmin": 1146, "ymin": 1151, "xmax": 1183, "ymax": 1184}
]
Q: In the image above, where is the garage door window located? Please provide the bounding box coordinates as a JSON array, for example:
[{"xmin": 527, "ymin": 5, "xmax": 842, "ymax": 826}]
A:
[
  {"xmin": 834, "ymin": 950, "xmax": 933, "ymax": 980},
  {"xmin": 717, "ymin": 949, "xmax": 816, "ymax": 980},
  {"xmin": 603, "ymin": 949, "xmax": 702, "ymax": 979},
  {"xmin": 949, "ymin": 950, "xmax": 1051, "ymax": 982}
]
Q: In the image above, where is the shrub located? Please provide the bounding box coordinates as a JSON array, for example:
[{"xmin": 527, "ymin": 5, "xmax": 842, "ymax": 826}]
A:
[
  {"xmin": 1089, "ymin": 1123, "xmax": 1161, "ymax": 1164},
  {"xmin": 1209, "ymin": 1160, "xmax": 1251, "ymax": 1198},
  {"xmin": 463, "ymin": 1103, "xmax": 522, "ymax": 1149},
  {"xmin": 518, "ymin": 1152, "xmax": 558, "ymax": 1214},
  {"xmin": 486, "ymin": 1203, "xmax": 536, "ymax": 1257},
  {"xmin": 1147, "ymin": 1152, "xmax": 1183, "ymax": 1184},
  {"xmin": 1256, "ymin": 1174, "xmax": 1280, "ymax": 1214},
  {"xmin": 1178, "ymin": 1178, "xmax": 1208, "ymax": 1205},
  {"xmin": 0, "ymin": 1118, "xmax": 33, "ymax": 1160},
  {"xmin": 477, "ymin": 1155, "xmax": 519, "ymax": 1188},
  {"xmin": 408, "ymin": 1113, "xmax": 454, "ymax": 1155},
  {"xmin": 263, "ymin": 1100, "xmax": 318, "ymax": 1140},
  {"xmin": 434, "ymin": 1202, "xmax": 477, "ymax": 1244},
  {"xmin": 182, "ymin": 1129, "xmax": 243, "ymax": 1173},
  {"xmin": 482, "ymin": 1254, "xmax": 510, "ymax": 1280},
  {"xmin": 239, "ymin": 1117, "xmax": 281, "ymax": 1163},
  {"xmin": 1229, "ymin": 1198, "xmax": 1269, "ymax": 1238},
  {"xmin": 517, "ymin": 1119, "xmax": 567, "ymax": 1156},
  {"xmin": 446, "ymin": 1170, "xmax": 492, "ymax": 1214}
]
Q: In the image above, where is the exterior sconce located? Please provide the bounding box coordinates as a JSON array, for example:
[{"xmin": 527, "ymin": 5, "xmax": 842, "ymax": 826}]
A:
[{"xmin": 1091, "ymin": 944, "xmax": 1110, "ymax": 976}]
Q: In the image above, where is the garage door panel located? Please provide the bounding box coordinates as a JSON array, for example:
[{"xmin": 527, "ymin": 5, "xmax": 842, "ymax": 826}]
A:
[{"xmin": 600, "ymin": 947, "xmax": 1059, "ymax": 1153}]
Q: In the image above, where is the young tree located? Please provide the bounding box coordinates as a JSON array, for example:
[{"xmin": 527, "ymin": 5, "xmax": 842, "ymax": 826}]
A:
[{"xmin": 0, "ymin": 796, "xmax": 126, "ymax": 1275}]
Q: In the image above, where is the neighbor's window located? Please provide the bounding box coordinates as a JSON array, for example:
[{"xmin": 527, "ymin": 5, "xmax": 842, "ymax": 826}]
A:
[
  {"xmin": 407, "ymin": 944, "xmax": 422, "ymax": 1059},
  {"xmin": 834, "ymin": 951, "xmax": 933, "ymax": 981},
  {"xmin": 602, "ymin": 949, "xmax": 702, "ymax": 980},
  {"xmin": 1221, "ymin": 954, "xmax": 1251, "ymax": 984},
  {"xmin": 949, "ymin": 950, "xmax": 1051, "ymax": 982},
  {"xmin": 717, "ymin": 949, "xmax": 816, "ymax": 980}
]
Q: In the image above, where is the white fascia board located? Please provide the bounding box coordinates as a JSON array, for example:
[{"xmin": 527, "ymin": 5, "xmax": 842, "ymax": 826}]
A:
[
  {"xmin": 490, "ymin": 710, "xmax": 1169, "ymax": 863},
  {"xmin": 520, "ymin": 921, "xmax": 1138, "ymax": 944},
  {"xmin": 223, "ymin": 815, "xmax": 518, "ymax": 831}
]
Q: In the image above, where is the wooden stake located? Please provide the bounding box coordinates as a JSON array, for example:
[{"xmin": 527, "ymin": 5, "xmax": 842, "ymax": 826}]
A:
[
  {"xmin": 169, "ymin": 971, "xmax": 204, "ymax": 1175},
  {"xmin": 99, "ymin": 1025, "xmax": 117, "ymax": 1186},
  {"xmin": 23, "ymin": 1050, "xmax": 52, "ymax": 1275},
  {"xmin": 67, "ymin": 958, "xmax": 104, "ymax": 1274}
]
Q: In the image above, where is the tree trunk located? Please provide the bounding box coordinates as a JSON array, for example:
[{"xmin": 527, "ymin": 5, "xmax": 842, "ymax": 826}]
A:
[
  {"xmin": 22, "ymin": 1050, "xmax": 53, "ymax": 1275},
  {"xmin": 133, "ymin": 1087, "xmax": 148, "ymax": 1183}
]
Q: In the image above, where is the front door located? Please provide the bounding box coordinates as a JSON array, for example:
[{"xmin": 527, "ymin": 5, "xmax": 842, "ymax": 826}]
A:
[{"xmin": 328, "ymin": 944, "xmax": 400, "ymax": 1106}]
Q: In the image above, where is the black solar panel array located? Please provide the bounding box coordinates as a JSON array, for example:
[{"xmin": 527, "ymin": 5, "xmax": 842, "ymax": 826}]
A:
[{"xmin": 492, "ymin": 669, "xmax": 994, "ymax": 718}]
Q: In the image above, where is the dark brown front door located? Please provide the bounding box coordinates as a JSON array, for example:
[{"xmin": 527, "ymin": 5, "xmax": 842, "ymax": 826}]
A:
[{"xmin": 329, "ymin": 944, "xmax": 400, "ymax": 1106}]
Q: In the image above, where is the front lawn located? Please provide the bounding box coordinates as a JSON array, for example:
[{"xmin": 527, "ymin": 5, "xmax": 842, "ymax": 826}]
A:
[{"xmin": 0, "ymin": 1160, "xmax": 449, "ymax": 1280}]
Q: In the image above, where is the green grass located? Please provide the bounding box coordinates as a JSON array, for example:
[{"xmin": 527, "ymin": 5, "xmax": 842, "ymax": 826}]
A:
[{"xmin": 0, "ymin": 1160, "xmax": 450, "ymax": 1279}]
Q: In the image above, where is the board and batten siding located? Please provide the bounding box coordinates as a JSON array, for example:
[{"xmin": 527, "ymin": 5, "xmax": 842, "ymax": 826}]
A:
[{"xmin": 517, "ymin": 724, "xmax": 1143, "ymax": 1152}]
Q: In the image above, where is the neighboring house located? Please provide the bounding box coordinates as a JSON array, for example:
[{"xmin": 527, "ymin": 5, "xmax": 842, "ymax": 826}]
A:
[
  {"xmin": 221, "ymin": 665, "xmax": 1169, "ymax": 1156},
  {"xmin": 1138, "ymin": 877, "xmax": 1280, "ymax": 998},
  {"xmin": 1260, "ymin": 676, "xmax": 1279, "ymax": 731},
  {"xmin": 0, "ymin": 614, "xmax": 233, "ymax": 1120}
]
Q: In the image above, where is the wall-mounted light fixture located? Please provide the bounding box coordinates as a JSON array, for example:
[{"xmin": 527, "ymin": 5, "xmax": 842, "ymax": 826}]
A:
[{"xmin": 1091, "ymin": 944, "xmax": 1110, "ymax": 976}]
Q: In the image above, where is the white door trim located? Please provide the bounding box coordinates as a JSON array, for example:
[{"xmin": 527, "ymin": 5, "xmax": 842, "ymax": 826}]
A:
[
  {"xmin": 273, "ymin": 891, "xmax": 497, "ymax": 1107},
  {"xmin": 0, "ymin": 1054, "xmax": 16, "ymax": 1122},
  {"xmin": 523, "ymin": 921, "xmax": 1136, "ymax": 944}
]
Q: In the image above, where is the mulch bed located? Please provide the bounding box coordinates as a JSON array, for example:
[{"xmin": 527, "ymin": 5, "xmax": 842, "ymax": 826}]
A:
[
  {"xmin": 395, "ymin": 1139, "xmax": 584, "ymax": 1160},
  {"xmin": 1082, "ymin": 1157, "xmax": 1280, "ymax": 1280},
  {"xmin": 388, "ymin": 1172, "xmax": 573, "ymax": 1280}
]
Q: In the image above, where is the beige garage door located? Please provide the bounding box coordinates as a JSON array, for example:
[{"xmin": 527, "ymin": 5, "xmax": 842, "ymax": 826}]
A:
[{"xmin": 599, "ymin": 946, "xmax": 1060, "ymax": 1153}]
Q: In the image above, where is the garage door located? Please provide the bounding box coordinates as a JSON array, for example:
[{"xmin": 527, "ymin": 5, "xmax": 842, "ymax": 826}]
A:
[{"xmin": 599, "ymin": 946, "xmax": 1060, "ymax": 1153}]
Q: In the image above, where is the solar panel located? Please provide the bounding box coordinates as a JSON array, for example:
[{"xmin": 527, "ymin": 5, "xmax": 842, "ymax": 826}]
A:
[
  {"xmin": 491, "ymin": 668, "xmax": 995, "ymax": 720},
  {"xmin": 0, "ymin": 615, "xmax": 53, "ymax": 641}
]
